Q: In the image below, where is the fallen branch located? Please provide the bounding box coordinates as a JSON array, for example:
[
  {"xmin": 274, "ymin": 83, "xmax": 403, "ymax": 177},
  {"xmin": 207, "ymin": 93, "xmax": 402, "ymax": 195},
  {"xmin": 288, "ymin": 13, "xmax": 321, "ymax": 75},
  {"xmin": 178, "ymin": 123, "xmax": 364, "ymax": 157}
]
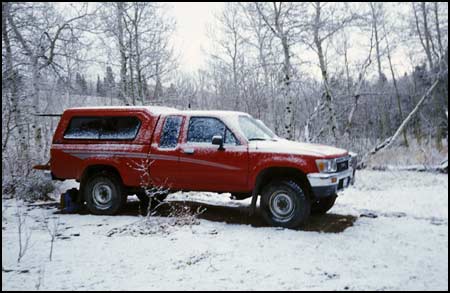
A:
[
  {"xmin": 441, "ymin": 159, "xmax": 448, "ymax": 173},
  {"xmin": 370, "ymin": 164, "xmax": 447, "ymax": 173},
  {"xmin": 359, "ymin": 77, "xmax": 441, "ymax": 167}
]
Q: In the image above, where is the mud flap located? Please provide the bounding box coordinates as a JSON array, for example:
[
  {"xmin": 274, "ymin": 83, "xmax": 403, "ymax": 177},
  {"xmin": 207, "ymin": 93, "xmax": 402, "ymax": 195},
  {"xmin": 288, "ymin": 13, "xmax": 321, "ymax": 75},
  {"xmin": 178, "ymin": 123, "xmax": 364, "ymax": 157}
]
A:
[{"xmin": 249, "ymin": 190, "xmax": 259, "ymax": 216}]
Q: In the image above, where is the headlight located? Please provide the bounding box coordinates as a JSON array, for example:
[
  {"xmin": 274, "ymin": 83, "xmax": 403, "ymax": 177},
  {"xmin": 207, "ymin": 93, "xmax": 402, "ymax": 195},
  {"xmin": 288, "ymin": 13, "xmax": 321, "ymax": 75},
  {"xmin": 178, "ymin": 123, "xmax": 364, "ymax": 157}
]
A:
[{"xmin": 316, "ymin": 159, "xmax": 337, "ymax": 173}]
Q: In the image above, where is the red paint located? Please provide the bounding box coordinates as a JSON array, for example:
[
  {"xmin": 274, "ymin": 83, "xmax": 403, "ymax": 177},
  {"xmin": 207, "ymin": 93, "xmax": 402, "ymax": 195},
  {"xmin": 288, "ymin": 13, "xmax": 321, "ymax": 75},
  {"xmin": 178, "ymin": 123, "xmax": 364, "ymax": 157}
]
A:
[{"xmin": 49, "ymin": 106, "xmax": 349, "ymax": 193}]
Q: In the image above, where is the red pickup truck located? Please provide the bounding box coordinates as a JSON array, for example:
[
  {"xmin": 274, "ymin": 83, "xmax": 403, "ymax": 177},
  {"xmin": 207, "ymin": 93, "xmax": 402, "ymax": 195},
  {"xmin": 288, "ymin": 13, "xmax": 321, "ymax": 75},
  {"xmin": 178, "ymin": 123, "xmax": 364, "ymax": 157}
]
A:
[{"xmin": 44, "ymin": 106, "xmax": 356, "ymax": 228}]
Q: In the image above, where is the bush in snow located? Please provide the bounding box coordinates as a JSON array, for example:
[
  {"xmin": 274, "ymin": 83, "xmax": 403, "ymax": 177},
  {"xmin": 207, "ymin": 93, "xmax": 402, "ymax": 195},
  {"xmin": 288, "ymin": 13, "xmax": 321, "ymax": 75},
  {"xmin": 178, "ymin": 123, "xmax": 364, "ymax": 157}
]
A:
[
  {"xmin": 21, "ymin": 173, "xmax": 55, "ymax": 202},
  {"xmin": 126, "ymin": 158, "xmax": 171, "ymax": 217},
  {"xmin": 106, "ymin": 204, "xmax": 206, "ymax": 237},
  {"xmin": 43, "ymin": 215, "xmax": 60, "ymax": 261},
  {"xmin": 2, "ymin": 145, "xmax": 56, "ymax": 202}
]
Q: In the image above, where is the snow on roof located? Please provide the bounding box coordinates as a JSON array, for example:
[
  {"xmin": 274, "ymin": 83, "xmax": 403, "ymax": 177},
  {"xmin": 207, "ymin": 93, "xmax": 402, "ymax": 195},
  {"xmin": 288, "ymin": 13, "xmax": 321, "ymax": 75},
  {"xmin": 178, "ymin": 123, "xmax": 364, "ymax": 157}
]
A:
[
  {"xmin": 181, "ymin": 110, "xmax": 250, "ymax": 117},
  {"xmin": 65, "ymin": 106, "xmax": 179, "ymax": 115},
  {"xmin": 65, "ymin": 106, "xmax": 251, "ymax": 117}
]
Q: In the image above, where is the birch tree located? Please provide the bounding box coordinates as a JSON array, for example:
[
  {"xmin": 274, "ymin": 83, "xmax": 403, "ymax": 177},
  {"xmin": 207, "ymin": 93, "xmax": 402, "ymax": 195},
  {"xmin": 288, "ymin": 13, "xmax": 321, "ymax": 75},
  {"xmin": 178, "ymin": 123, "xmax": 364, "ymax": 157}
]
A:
[
  {"xmin": 5, "ymin": 2, "xmax": 92, "ymax": 158},
  {"xmin": 305, "ymin": 2, "xmax": 355, "ymax": 142},
  {"xmin": 255, "ymin": 2, "xmax": 306, "ymax": 140},
  {"xmin": 100, "ymin": 2, "xmax": 176, "ymax": 105}
]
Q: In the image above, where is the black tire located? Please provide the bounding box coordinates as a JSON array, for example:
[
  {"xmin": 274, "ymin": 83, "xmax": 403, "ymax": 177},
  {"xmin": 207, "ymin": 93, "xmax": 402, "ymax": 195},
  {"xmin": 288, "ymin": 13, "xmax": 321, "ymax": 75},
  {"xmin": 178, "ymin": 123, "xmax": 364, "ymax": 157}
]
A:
[
  {"xmin": 260, "ymin": 179, "xmax": 311, "ymax": 228},
  {"xmin": 83, "ymin": 172, "xmax": 125, "ymax": 215},
  {"xmin": 311, "ymin": 195, "xmax": 337, "ymax": 215}
]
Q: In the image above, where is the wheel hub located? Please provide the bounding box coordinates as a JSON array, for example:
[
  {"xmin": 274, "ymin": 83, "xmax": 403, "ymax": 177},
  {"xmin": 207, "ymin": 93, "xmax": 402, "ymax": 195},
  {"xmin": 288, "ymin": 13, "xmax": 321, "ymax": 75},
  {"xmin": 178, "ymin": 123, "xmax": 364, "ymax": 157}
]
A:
[
  {"xmin": 269, "ymin": 192, "xmax": 295, "ymax": 222},
  {"xmin": 92, "ymin": 183, "xmax": 113, "ymax": 210}
]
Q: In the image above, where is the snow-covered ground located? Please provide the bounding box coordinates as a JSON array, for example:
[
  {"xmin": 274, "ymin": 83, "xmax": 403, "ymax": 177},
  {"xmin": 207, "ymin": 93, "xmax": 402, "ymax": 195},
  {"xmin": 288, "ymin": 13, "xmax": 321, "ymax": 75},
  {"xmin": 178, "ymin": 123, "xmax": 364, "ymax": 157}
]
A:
[{"xmin": 2, "ymin": 170, "xmax": 448, "ymax": 290}]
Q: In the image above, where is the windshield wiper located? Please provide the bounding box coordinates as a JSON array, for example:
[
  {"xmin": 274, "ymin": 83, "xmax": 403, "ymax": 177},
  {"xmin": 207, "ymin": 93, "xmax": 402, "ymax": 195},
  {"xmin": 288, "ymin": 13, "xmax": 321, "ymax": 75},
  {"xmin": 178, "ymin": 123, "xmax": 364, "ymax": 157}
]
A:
[{"xmin": 248, "ymin": 138, "xmax": 268, "ymax": 141}]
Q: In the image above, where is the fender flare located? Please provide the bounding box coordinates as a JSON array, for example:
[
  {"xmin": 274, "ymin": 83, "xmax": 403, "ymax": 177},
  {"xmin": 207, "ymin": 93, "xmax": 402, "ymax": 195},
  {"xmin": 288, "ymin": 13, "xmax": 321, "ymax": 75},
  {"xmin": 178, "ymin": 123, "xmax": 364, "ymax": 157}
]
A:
[{"xmin": 248, "ymin": 166, "xmax": 312, "ymax": 216}]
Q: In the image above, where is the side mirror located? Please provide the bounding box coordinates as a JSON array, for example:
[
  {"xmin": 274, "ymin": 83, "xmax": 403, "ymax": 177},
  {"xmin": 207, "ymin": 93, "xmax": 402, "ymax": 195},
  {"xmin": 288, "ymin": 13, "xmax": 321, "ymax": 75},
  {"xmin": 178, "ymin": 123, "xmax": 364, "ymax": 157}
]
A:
[{"xmin": 212, "ymin": 135, "xmax": 225, "ymax": 150}]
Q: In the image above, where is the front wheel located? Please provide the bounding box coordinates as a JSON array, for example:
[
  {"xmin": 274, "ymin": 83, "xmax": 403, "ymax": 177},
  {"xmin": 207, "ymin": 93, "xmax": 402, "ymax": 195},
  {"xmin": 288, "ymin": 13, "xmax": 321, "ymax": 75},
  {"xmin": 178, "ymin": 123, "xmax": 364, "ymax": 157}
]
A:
[{"xmin": 260, "ymin": 180, "xmax": 311, "ymax": 228}]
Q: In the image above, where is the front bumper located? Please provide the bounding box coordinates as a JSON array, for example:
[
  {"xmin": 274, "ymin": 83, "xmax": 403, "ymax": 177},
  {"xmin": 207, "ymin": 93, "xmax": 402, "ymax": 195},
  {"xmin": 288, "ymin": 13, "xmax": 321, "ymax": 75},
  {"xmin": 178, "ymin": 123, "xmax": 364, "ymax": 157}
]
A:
[{"xmin": 307, "ymin": 167, "xmax": 355, "ymax": 199}]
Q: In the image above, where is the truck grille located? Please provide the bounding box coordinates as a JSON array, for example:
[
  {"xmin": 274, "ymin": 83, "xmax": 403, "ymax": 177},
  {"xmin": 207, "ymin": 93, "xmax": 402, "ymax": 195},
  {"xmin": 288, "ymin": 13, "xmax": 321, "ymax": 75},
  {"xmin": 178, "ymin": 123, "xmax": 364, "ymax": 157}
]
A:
[{"xmin": 336, "ymin": 157, "xmax": 350, "ymax": 172}]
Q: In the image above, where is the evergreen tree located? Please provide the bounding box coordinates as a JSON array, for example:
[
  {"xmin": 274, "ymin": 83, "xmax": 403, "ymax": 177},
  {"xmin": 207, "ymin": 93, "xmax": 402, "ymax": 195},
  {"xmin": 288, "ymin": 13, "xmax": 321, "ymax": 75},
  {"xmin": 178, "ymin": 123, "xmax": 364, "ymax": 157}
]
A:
[
  {"xmin": 96, "ymin": 75, "xmax": 104, "ymax": 96},
  {"xmin": 80, "ymin": 74, "xmax": 88, "ymax": 95},
  {"xmin": 104, "ymin": 66, "xmax": 116, "ymax": 98},
  {"xmin": 154, "ymin": 76, "xmax": 163, "ymax": 101}
]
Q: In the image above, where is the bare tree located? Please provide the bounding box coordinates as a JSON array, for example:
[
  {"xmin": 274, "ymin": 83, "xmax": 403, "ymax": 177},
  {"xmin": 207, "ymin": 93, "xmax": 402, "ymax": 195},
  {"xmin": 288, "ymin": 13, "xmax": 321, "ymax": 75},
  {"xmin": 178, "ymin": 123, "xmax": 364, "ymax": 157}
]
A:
[
  {"xmin": 6, "ymin": 3, "xmax": 92, "ymax": 158},
  {"xmin": 255, "ymin": 2, "xmax": 305, "ymax": 140},
  {"xmin": 306, "ymin": 2, "xmax": 355, "ymax": 142},
  {"xmin": 117, "ymin": 2, "xmax": 129, "ymax": 103},
  {"xmin": 382, "ymin": 19, "xmax": 408, "ymax": 146},
  {"xmin": 16, "ymin": 200, "xmax": 32, "ymax": 263},
  {"xmin": 2, "ymin": 2, "xmax": 30, "ymax": 163},
  {"xmin": 44, "ymin": 215, "xmax": 60, "ymax": 261},
  {"xmin": 345, "ymin": 24, "xmax": 375, "ymax": 137},
  {"xmin": 369, "ymin": 2, "xmax": 387, "ymax": 83},
  {"xmin": 127, "ymin": 159, "xmax": 170, "ymax": 219},
  {"xmin": 212, "ymin": 3, "xmax": 245, "ymax": 111},
  {"xmin": 99, "ymin": 2, "xmax": 176, "ymax": 105}
]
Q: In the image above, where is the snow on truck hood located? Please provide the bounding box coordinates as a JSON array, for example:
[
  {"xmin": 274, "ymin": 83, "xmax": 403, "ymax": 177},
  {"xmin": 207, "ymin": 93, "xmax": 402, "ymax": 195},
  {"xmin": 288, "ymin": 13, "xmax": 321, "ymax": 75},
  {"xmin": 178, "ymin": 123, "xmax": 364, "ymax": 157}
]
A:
[{"xmin": 250, "ymin": 139, "xmax": 348, "ymax": 158}]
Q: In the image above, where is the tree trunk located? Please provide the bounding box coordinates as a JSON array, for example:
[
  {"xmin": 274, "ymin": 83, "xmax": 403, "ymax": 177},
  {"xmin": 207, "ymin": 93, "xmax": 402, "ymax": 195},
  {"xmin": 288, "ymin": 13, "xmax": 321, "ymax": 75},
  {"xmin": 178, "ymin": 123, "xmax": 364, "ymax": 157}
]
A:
[
  {"xmin": 116, "ymin": 3, "xmax": 128, "ymax": 103},
  {"xmin": 280, "ymin": 34, "xmax": 295, "ymax": 140},
  {"xmin": 128, "ymin": 34, "xmax": 135, "ymax": 106},
  {"xmin": 32, "ymin": 56, "xmax": 43, "ymax": 158},
  {"xmin": 383, "ymin": 22, "xmax": 408, "ymax": 146},
  {"xmin": 370, "ymin": 3, "xmax": 384, "ymax": 83},
  {"xmin": 420, "ymin": 2, "xmax": 434, "ymax": 70},
  {"xmin": 2, "ymin": 2, "xmax": 29, "ymax": 161},
  {"xmin": 132, "ymin": 4, "xmax": 144, "ymax": 105},
  {"xmin": 314, "ymin": 3, "xmax": 338, "ymax": 141},
  {"xmin": 433, "ymin": 3, "xmax": 444, "ymax": 58}
]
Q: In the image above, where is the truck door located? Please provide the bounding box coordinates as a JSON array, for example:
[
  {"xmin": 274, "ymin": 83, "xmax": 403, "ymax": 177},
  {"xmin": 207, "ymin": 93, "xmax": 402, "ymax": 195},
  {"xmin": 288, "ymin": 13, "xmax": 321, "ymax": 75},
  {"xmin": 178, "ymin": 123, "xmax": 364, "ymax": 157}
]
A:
[
  {"xmin": 148, "ymin": 115, "xmax": 184, "ymax": 190},
  {"xmin": 178, "ymin": 116, "xmax": 249, "ymax": 192}
]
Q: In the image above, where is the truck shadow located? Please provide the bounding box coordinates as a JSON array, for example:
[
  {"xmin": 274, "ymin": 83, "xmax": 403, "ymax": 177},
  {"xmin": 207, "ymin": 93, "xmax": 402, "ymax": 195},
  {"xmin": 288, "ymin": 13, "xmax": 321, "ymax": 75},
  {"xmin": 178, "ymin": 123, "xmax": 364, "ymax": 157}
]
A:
[{"xmin": 121, "ymin": 200, "xmax": 357, "ymax": 233}]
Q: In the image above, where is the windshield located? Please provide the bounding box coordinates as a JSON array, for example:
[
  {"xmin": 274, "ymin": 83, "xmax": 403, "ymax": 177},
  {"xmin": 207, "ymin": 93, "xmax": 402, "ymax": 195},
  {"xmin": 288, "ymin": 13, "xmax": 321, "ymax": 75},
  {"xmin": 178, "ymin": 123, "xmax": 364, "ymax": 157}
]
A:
[
  {"xmin": 238, "ymin": 116, "xmax": 276, "ymax": 141},
  {"xmin": 255, "ymin": 119, "xmax": 277, "ymax": 139}
]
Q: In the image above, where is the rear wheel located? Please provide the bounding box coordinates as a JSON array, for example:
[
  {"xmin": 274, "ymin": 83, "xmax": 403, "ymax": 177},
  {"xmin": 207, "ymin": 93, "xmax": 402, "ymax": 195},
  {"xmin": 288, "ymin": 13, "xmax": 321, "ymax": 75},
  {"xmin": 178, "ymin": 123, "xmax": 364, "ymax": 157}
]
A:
[
  {"xmin": 260, "ymin": 180, "xmax": 311, "ymax": 228},
  {"xmin": 84, "ymin": 173, "xmax": 125, "ymax": 215},
  {"xmin": 311, "ymin": 195, "xmax": 337, "ymax": 214}
]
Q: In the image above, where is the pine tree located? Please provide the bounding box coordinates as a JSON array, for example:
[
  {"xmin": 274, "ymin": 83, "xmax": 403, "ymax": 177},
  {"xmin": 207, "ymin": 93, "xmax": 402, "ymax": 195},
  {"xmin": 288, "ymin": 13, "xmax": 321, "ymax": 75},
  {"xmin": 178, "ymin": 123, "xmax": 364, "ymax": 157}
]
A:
[
  {"xmin": 81, "ymin": 74, "xmax": 88, "ymax": 95},
  {"xmin": 96, "ymin": 75, "xmax": 104, "ymax": 97},
  {"xmin": 104, "ymin": 66, "xmax": 116, "ymax": 97},
  {"xmin": 75, "ymin": 72, "xmax": 83, "ymax": 95}
]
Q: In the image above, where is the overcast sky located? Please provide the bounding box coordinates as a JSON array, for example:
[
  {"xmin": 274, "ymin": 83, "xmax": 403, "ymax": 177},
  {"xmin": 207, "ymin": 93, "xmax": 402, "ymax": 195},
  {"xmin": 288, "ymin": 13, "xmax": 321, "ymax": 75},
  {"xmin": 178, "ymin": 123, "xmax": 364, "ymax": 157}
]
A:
[
  {"xmin": 73, "ymin": 2, "xmax": 436, "ymax": 80},
  {"xmin": 169, "ymin": 2, "xmax": 224, "ymax": 73},
  {"xmin": 167, "ymin": 2, "xmax": 414, "ymax": 78}
]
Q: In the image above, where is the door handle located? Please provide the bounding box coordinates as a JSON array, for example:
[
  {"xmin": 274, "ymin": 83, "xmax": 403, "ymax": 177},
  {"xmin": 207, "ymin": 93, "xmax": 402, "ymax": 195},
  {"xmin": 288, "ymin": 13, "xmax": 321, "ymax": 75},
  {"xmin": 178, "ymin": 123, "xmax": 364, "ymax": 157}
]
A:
[{"xmin": 183, "ymin": 148, "xmax": 195, "ymax": 155}]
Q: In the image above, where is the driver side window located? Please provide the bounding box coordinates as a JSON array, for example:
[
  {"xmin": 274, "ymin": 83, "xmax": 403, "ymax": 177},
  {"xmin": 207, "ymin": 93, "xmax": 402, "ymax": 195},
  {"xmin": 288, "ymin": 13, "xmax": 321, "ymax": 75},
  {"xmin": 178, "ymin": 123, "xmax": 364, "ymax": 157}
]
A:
[{"xmin": 187, "ymin": 117, "xmax": 238, "ymax": 145}]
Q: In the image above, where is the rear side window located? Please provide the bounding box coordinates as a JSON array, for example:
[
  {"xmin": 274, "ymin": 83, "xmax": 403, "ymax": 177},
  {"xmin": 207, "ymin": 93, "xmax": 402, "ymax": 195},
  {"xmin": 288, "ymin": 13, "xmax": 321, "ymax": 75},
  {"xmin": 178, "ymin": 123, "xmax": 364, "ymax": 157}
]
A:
[
  {"xmin": 64, "ymin": 116, "xmax": 141, "ymax": 140},
  {"xmin": 159, "ymin": 116, "xmax": 183, "ymax": 148},
  {"xmin": 100, "ymin": 117, "xmax": 141, "ymax": 139}
]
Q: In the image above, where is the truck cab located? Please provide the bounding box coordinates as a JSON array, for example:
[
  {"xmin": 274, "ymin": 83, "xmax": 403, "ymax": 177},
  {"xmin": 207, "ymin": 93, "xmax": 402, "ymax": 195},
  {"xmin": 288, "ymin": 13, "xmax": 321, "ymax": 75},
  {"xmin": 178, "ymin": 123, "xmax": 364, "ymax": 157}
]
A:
[{"xmin": 46, "ymin": 106, "xmax": 356, "ymax": 228}]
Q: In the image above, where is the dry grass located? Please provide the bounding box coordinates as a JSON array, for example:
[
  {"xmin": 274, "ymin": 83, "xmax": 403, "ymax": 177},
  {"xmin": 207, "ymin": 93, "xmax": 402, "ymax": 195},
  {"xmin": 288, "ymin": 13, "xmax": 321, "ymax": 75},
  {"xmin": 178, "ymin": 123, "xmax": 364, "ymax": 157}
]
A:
[{"xmin": 366, "ymin": 137, "xmax": 448, "ymax": 167}]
